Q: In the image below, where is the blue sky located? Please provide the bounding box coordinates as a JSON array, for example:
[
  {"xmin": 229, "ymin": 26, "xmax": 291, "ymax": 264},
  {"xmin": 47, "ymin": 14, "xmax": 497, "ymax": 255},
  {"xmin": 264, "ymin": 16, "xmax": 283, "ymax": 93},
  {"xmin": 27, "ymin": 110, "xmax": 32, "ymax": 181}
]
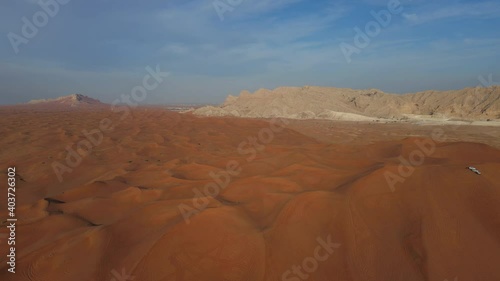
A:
[{"xmin": 1, "ymin": 0, "xmax": 499, "ymax": 104}]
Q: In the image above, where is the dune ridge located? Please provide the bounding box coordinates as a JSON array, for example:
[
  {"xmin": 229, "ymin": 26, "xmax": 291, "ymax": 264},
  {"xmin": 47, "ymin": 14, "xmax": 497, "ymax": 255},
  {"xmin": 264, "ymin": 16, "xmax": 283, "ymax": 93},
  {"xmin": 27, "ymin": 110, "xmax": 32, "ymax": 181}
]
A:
[{"xmin": 1, "ymin": 107, "xmax": 500, "ymax": 280}]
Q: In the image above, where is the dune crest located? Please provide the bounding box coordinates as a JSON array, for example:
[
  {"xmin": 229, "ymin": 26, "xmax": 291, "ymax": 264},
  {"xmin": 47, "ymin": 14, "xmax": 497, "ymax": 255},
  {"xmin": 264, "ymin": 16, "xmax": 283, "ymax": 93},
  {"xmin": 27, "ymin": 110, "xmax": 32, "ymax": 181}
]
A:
[{"xmin": 1, "ymin": 108, "xmax": 500, "ymax": 280}]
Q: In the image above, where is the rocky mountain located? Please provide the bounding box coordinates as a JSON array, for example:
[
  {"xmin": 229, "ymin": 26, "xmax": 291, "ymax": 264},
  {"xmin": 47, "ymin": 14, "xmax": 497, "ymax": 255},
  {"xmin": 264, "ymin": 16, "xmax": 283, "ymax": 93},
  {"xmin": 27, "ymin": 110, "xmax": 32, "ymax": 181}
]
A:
[
  {"xmin": 28, "ymin": 94, "xmax": 104, "ymax": 107},
  {"xmin": 192, "ymin": 86, "xmax": 500, "ymax": 121}
]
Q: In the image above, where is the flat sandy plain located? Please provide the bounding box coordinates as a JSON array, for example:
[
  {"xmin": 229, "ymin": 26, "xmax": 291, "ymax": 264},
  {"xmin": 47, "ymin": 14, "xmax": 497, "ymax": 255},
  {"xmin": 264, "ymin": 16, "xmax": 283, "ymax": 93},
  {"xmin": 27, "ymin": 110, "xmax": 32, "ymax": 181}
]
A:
[{"xmin": 1, "ymin": 107, "xmax": 500, "ymax": 281}]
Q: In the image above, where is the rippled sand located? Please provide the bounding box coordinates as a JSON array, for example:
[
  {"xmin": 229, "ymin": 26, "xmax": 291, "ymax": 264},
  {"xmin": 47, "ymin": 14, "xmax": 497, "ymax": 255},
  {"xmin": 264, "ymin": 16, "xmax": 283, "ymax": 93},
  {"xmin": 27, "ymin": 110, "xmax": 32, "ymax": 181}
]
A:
[{"xmin": 1, "ymin": 107, "xmax": 500, "ymax": 281}]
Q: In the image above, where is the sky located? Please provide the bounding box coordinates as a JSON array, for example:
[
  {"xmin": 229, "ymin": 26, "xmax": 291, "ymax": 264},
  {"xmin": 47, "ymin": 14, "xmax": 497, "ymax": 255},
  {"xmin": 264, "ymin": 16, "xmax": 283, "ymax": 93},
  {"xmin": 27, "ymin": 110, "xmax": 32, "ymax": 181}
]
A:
[{"xmin": 0, "ymin": 0, "xmax": 499, "ymax": 105}]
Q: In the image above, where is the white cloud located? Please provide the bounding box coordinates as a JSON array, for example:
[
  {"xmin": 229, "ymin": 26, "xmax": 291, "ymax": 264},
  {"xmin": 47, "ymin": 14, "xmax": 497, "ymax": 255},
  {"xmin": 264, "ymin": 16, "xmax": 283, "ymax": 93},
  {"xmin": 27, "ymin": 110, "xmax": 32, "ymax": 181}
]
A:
[
  {"xmin": 158, "ymin": 44, "xmax": 189, "ymax": 55},
  {"xmin": 403, "ymin": 1, "xmax": 500, "ymax": 24},
  {"xmin": 402, "ymin": 13, "xmax": 418, "ymax": 22},
  {"xmin": 149, "ymin": 1, "xmax": 349, "ymax": 75}
]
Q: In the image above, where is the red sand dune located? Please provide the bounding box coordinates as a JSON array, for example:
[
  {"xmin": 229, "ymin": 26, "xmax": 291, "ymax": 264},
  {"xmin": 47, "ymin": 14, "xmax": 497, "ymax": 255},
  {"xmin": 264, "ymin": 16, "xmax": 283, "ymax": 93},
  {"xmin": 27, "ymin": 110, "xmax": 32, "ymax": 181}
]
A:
[{"xmin": 0, "ymin": 107, "xmax": 500, "ymax": 281}]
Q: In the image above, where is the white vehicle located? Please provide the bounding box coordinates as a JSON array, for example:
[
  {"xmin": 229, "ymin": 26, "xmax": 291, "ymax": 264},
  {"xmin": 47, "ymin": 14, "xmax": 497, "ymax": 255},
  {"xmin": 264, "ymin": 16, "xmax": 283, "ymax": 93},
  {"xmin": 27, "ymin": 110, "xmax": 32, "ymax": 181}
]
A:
[{"xmin": 468, "ymin": 166, "xmax": 481, "ymax": 175}]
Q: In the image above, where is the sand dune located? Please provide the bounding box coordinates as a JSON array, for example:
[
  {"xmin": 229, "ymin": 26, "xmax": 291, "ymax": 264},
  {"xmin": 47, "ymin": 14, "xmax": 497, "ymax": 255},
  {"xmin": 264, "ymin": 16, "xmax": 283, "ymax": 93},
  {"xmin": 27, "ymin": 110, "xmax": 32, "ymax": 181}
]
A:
[{"xmin": 1, "ymin": 107, "xmax": 500, "ymax": 281}]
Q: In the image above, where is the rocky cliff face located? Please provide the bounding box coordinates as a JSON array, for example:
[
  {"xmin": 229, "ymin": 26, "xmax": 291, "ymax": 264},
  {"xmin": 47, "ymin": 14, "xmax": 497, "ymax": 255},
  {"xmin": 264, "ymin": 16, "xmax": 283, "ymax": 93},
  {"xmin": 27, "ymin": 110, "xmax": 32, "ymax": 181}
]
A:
[{"xmin": 193, "ymin": 86, "xmax": 500, "ymax": 121}]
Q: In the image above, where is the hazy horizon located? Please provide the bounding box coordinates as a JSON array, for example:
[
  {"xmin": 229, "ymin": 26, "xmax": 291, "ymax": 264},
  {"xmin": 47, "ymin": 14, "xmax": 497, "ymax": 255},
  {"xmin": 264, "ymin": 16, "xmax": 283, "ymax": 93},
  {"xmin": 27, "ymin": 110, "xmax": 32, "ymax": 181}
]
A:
[{"xmin": 1, "ymin": 0, "xmax": 499, "ymax": 105}]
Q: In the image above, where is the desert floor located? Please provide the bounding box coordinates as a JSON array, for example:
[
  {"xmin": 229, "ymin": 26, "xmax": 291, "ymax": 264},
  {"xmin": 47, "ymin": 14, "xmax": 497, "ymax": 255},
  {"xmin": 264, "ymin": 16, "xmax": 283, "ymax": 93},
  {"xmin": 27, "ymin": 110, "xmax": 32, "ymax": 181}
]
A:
[{"xmin": 1, "ymin": 107, "xmax": 500, "ymax": 281}]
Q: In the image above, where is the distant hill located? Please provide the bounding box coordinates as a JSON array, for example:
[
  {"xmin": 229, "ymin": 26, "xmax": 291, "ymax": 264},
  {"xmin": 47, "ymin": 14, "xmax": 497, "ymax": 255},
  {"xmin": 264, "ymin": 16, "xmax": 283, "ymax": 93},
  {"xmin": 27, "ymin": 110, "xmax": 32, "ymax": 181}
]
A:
[
  {"xmin": 27, "ymin": 94, "xmax": 105, "ymax": 108},
  {"xmin": 192, "ymin": 86, "xmax": 500, "ymax": 122}
]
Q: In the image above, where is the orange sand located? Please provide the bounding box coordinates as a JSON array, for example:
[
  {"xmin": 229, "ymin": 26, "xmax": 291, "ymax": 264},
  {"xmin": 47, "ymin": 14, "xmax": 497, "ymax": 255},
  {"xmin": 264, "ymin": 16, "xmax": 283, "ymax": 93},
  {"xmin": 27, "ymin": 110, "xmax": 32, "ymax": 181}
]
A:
[{"xmin": 0, "ymin": 107, "xmax": 500, "ymax": 281}]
